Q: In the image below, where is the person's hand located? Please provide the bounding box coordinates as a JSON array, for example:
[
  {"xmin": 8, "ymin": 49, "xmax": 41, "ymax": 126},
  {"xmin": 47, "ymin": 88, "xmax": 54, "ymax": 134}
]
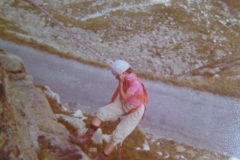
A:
[{"xmin": 118, "ymin": 74, "xmax": 125, "ymax": 83}]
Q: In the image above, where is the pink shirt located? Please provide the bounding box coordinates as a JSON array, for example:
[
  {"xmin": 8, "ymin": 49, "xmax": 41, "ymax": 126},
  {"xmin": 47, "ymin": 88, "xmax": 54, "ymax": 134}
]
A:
[{"xmin": 125, "ymin": 73, "xmax": 143, "ymax": 107}]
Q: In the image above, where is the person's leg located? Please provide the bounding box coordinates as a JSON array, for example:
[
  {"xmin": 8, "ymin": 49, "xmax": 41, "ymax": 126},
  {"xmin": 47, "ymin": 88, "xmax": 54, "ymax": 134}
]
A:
[
  {"xmin": 70, "ymin": 100, "xmax": 125, "ymax": 149},
  {"xmin": 91, "ymin": 116, "xmax": 102, "ymax": 127},
  {"xmin": 69, "ymin": 123, "xmax": 99, "ymax": 149},
  {"xmin": 103, "ymin": 142, "xmax": 115, "ymax": 155},
  {"xmin": 94, "ymin": 104, "xmax": 145, "ymax": 159},
  {"xmin": 96, "ymin": 100, "xmax": 125, "ymax": 122},
  {"xmin": 111, "ymin": 104, "xmax": 144, "ymax": 146},
  {"xmin": 93, "ymin": 142, "xmax": 115, "ymax": 160}
]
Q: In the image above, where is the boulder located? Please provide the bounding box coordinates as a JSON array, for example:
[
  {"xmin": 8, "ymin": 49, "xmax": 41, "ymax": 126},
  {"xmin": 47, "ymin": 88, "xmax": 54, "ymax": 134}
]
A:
[{"xmin": 0, "ymin": 50, "xmax": 26, "ymax": 80}]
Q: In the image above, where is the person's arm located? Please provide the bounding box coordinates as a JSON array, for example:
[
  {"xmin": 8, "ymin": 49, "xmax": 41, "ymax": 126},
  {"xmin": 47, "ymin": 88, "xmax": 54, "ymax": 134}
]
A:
[{"xmin": 118, "ymin": 74, "xmax": 132, "ymax": 102}]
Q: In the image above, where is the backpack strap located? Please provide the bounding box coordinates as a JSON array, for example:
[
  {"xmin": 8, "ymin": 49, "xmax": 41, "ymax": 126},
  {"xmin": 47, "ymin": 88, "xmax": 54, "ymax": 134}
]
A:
[
  {"xmin": 109, "ymin": 85, "xmax": 120, "ymax": 104},
  {"xmin": 126, "ymin": 78, "xmax": 148, "ymax": 125}
]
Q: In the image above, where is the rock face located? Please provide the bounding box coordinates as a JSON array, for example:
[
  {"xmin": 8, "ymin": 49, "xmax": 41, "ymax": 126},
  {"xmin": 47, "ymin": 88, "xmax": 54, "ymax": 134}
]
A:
[{"xmin": 0, "ymin": 49, "xmax": 87, "ymax": 160}]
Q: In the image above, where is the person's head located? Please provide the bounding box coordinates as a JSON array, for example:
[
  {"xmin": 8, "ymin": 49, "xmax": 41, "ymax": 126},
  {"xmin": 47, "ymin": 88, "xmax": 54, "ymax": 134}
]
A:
[{"xmin": 111, "ymin": 59, "xmax": 131, "ymax": 79}]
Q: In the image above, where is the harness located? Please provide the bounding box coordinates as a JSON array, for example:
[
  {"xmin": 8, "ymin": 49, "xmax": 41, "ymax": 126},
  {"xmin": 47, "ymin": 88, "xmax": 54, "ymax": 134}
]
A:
[{"xmin": 109, "ymin": 73, "xmax": 148, "ymax": 123}]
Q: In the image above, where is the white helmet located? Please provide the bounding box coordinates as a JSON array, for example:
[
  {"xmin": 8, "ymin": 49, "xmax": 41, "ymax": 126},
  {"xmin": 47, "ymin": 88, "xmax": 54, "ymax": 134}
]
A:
[{"xmin": 111, "ymin": 59, "xmax": 130, "ymax": 76}]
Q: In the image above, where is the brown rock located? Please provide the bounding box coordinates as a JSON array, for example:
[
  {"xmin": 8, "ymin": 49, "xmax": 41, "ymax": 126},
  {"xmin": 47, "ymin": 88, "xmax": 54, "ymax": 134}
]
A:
[
  {"xmin": 0, "ymin": 50, "xmax": 26, "ymax": 80},
  {"xmin": 0, "ymin": 52, "xmax": 87, "ymax": 160}
]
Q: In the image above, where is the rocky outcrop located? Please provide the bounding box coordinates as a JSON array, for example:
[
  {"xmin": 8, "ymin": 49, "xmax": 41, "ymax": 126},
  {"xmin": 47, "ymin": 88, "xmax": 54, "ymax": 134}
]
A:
[
  {"xmin": 0, "ymin": 49, "xmax": 26, "ymax": 80},
  {"xmin": 0, "ymin": 49, "xmax": 88, "ymax": 160}
]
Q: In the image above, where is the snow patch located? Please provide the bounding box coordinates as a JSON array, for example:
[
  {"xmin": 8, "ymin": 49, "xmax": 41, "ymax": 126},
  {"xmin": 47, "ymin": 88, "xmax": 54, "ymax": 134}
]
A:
[
  {"xmin": 72, "ymin": 109, "xmax": 84, "ymax": 118},
  {"xmin": 143, "ymin": 140, "xmax": 150, "ymax": 151}
]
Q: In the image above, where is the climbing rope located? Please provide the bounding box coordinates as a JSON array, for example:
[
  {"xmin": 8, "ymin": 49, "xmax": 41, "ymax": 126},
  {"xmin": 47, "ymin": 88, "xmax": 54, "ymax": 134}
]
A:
[
  {"xmin": 28, "ymin": 0, "xmax": 123, "ymax": 159},
  {"xmin": 28, "ymin": 0, "xmax": 120, "ymax": 74}
]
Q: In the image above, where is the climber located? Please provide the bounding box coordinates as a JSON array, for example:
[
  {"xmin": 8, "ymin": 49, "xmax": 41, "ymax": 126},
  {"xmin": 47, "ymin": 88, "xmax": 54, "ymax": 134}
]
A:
[{"xmin": 70, "ymin": 59, "xmax": 148, "ymax": 160}]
